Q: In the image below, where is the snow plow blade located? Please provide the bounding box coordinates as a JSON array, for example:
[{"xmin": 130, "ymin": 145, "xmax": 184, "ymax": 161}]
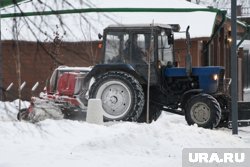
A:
[
  {"xmin": 17, "ymin": 97, "xmax": 87, "ymax": 122},
  {"xmin": 17, "ymin": 66, "xmax": 91, "ymax": 123},
  {"xmin": 17, "ymin": 99, "xmax": 64, "ymax": 123}
]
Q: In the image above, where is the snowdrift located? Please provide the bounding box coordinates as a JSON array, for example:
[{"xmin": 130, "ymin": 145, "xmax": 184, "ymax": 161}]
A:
[{"xmin": 0, "ymin": 100, "xmax": 249, "ymax": 167}]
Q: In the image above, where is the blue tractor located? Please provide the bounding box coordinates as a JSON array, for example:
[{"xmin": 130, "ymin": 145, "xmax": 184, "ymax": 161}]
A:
[{"xmin": 81, "ymin": 24, "xmax": 230, "ymax": 129}]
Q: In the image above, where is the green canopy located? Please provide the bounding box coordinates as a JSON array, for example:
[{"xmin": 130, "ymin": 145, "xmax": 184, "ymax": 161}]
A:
[{"xmin": 0, "ymin": 0, "xmax": 27, "ymax": 9}]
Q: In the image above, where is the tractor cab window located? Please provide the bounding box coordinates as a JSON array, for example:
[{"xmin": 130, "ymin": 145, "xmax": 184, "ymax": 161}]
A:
[
  {"xmin": 104, "ymin": 32, "xmax": 129, "ymax": 64},
  {"xmin": 126, "ymin": 33, "xmax": 152, "ymax": 64},
  {"xmin": 104, "ymin": 31, "xmax": 153, "ymax": 64},
  {"xmin": 158, "ymin": 31, "xmax": 174, "ymax": 66},
  {"xmin": 131, "ymin": 34, "xmax": 146, "ymax": 58}
]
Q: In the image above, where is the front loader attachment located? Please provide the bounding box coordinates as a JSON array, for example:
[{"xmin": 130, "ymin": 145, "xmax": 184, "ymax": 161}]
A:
[
  {"xmin": 220, "ymin": 102, "xmax": 250, "ymax": 128},
  {"xmin": 17, "ymin": 66, "xmax": 92, "ymax": 123},
  {"xmin": 238, "ymin": 102, "xmax": 250, "ymax": 120},
  {"xmin": 230, "ymin": 102, "xmax": 250, "ymax": 127}
]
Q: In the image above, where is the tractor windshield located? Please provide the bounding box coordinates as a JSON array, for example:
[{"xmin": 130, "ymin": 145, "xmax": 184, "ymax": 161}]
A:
[{"xmin": 104, "ymin": 32, "xmax": 128, "ymax": 64}]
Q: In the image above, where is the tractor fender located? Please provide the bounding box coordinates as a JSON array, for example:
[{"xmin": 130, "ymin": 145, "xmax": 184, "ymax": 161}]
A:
[
  {"xmin": 86, "ymin": 64, "xmax": 146, "ymax": 84},
  {"xmin": 180, "ymin": 89, "xmax": 203, "ymax": 109},
  {"xmin": 80, "ymin": 64, "xmax": 147, "ymax": 105}
]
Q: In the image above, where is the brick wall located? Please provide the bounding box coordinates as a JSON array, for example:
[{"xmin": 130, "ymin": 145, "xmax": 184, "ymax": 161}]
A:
[
  {"xmin": 174, "ymin": 40, "xmax": 203, "ymax": 67},
  {"xmin": 2, "ymin": 40, "xmax": 102, "ymax": 101}
]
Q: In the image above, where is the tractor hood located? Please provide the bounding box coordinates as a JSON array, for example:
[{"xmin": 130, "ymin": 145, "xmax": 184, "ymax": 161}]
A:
[
  {"xmin": 165, "ymin": 66, "xmax": 223, "ymax": 77},
  {"xmin": 165, "ymin": 66, "xmax": 225, "ymax": 93}
]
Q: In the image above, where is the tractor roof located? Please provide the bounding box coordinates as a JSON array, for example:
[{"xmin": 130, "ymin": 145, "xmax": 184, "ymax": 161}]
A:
[{"xmin": 106, "ymin": 23, "xmax": 180, "ymax": 32}]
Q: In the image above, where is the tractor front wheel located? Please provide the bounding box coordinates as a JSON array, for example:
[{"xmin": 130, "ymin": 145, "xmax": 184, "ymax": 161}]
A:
[
  {"xmin": 89, "ymin": 71, "xmax": 144, "ymax": 122},
  {"xmin": 185, "ymin": 94, "xmax": 221, "ymax": 129}
]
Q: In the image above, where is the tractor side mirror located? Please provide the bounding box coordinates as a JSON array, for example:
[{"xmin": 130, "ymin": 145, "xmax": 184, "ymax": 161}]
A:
[{"xmin": 98, "ymin": 33, "xmax": 103, "ymax": 39}]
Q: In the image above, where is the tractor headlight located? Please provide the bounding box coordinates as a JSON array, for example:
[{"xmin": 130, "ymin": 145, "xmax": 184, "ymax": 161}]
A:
[{"xmin": 212, "ymin": 74, "xmax": 218, "ymax": 81}]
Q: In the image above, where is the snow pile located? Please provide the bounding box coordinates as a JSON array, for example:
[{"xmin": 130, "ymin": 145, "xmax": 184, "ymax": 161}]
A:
[{"xmin": 0, "ymin": 100, "xmax": 249, "ymax": 167}]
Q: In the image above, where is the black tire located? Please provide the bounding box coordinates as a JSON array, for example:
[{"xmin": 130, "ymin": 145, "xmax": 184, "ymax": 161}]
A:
[
  {"xmin": 185, "ymin": 93, "xmax": 221, "ymax": 129},
  {"xmin": 138, "ymin": 102, "xmax": 162, "ymax": 123},
  {"xmin": 89, "ymin": 71, "xmax": 144, "ymax": 121},
  {"xmin": 215, "ymin": 94, "xmax": 231, "ymax": 127}
]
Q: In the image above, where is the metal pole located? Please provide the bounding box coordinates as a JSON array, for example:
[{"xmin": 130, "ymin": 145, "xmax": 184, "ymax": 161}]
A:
[
  {"xmin": 13, "ymin": 4, "xmax": 22, "ymax": 111},
  {"xmin": 231, "ymin": 0, "xmax": 238, "ymax": 135},
  {"xmin": 146, "ymin": 48, "xmax": 151, "ymax": 124},
  {"xmin": 0, "ymin": 2, "xmax": 3, "ymax": 101},
  {"xmin": 146, "ymin": 22, "xmax": 154, "ymax": 123}
]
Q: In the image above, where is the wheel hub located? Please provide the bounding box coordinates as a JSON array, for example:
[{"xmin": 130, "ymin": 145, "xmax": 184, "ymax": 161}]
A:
[
  {"xmin": 110, "ymin": 96, "xmax": 118, "ymax": 104},
  {"xmin": 190, "ymin": 102, "xmax": 210, "ymax": 124},
  {"xmin": 95, "ymin": 81, "xmax": 132, "ymax": 119}
]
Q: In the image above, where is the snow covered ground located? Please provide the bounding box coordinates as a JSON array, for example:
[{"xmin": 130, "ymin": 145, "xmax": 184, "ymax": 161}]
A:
[{"xmin": 0, "ymin": 100, "xmax": 249, "ymax": 167}]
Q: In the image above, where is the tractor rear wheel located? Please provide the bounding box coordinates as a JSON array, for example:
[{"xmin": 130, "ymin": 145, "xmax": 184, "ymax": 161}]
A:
[
  {"xmin": 89, "ymin": 71, "xmax": 144, "ymax": 121},
  {"xmin": 138, "ymin": 102, "xmax": 162, "ymax": 123},
  {"xmin": 185, "ymin": 93, "xmax": 221, "ymax": 129}
]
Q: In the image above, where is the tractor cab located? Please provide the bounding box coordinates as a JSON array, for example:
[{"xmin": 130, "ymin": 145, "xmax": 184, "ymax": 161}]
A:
[{"xmin": 102, "ymin": 24, "xmax": 177, "ymax": 84}]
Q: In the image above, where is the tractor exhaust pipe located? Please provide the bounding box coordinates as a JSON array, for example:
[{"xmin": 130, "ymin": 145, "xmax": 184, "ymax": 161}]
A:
[{"xmin": 185, "ymin": 26, "xmax": 192, "ymax": 76}]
